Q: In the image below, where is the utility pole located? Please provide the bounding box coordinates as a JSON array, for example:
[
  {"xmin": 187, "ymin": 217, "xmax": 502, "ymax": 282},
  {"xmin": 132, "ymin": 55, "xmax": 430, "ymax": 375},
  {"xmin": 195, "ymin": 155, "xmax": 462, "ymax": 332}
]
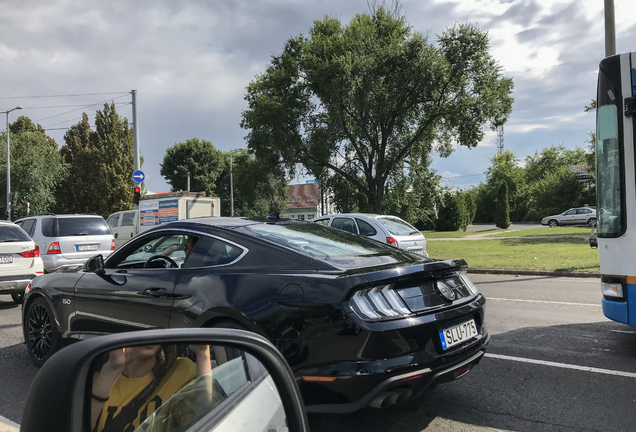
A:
[
  {"xmin": 604, "ymin": 0, "xmax": 616, "ymax": 57},
  {"xmin": 131, "ymin": 90, "xmax": 140, "ymax": 210},
  {"xmin": 230, "ymin": 152, "xmax": 234, "ymax": 217},
  {"xmin": 3, "ymin": 106, "xmax": 22, "ymax": 220}
]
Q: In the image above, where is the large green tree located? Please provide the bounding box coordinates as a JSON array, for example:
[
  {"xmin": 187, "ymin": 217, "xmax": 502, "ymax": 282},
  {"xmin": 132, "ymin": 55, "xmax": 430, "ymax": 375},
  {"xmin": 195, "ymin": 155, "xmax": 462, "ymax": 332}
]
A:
[
  {"xmin": 215, "ymin": 149, "xmax": 289, "ymax": 217},
  {"xmin": 56, "ymin": 104, "xmax": 136, "ymax": 217},
  {"xmin": 0, "ymin": 130, "xmax": 68, "ymax": 217},
  {"xmin": 241, "ymin": 7, "xmax": 513, "ymax": 213},
  {"xmin": 160, "ymin": 138, "xmax": 224, "ymax": 197}
]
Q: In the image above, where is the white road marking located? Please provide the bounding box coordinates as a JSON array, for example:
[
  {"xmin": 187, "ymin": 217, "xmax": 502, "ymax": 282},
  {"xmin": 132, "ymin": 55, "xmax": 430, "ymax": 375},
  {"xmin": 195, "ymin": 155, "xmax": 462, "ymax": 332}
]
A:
[
  {"xmin": 610, "ymin": 329, "xmax": 636, "ymax": 335},
  {"xmin": 487, "ymin": 297, "xmax": 600, "ymax": 307},
  {"xmin": 486, "ymin": 353, "xmax": 636, "ymax": 378}
]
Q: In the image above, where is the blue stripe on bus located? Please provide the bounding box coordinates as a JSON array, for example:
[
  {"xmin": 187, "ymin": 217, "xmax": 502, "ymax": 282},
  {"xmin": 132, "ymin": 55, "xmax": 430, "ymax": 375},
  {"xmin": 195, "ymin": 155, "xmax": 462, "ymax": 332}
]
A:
[{"xmin": 632, "ymin": 68, "xmax": 636, "ymax": 96}]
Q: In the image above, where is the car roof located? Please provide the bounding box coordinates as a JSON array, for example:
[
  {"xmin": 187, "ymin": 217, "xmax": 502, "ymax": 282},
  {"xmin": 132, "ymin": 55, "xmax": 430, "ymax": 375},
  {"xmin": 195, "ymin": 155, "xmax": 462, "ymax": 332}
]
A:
[
  {"xmin": 161, "ymin": 216, "xmax": 308, "ymax": 230},
  {"xmin": 17, "ymin": 214, "xmax": 105, "ymax": 220}
]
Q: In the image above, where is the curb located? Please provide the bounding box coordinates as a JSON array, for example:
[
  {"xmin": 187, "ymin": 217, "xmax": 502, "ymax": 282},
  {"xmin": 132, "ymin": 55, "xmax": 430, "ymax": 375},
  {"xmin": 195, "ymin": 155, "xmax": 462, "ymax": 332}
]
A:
[{"xmin": 468, "ymin": 268, "xmax": 600, "ymax": 278}]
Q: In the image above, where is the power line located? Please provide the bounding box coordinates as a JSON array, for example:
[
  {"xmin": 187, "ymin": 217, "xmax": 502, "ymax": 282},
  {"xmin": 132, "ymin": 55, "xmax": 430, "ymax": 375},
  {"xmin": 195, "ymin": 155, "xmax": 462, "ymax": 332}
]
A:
[
  {"xmin": 35, "ymin": 95, "xmax": 130, "ymax": 123},
  {"xmin": 16, "ymin": 102, "xmax": 131, "ymax": 110},
  {"xmin": 0, "ymin": 91, "xmax": 129, "ymax": 100}
]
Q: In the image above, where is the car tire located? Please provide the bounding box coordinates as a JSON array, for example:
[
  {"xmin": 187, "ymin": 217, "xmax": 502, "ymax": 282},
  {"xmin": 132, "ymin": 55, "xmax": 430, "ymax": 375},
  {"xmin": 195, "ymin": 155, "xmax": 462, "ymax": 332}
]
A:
[
  {"xmin": 589, "ymin": 218, "xmax": 597, "ymax": 227},
  {"xmin": 548, "ymin": 220, "xmax": 558, "ymax": 227},
  {"xmin": 25, "ymin": 297, "xmax": 62, "ymax": 367},
  {"xmin": 11, "ymin": 292, "xmax": 24, "ymax": 304}
]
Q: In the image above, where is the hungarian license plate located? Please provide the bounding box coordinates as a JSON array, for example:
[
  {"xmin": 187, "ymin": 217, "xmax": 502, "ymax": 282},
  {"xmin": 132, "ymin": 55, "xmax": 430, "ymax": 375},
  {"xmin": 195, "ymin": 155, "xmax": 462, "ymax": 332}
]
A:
[
  {"xmin": 0, "ymin": 255, "xmax": 13, "ymax": 264},
  {"xmin": 77, "ymin": 244, "xmax": 99, "ymax": 252},
  {"xmin": 439, "ymin": 319, "xmax": 478, "ymax": 350}
]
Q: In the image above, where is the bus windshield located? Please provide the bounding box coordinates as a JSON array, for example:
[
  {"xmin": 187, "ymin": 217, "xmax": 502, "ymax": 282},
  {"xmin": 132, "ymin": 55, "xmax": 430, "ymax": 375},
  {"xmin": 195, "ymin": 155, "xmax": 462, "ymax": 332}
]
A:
[{"xmin": 596, "ymin": 104, "xmax": 623, "ymax": 236}]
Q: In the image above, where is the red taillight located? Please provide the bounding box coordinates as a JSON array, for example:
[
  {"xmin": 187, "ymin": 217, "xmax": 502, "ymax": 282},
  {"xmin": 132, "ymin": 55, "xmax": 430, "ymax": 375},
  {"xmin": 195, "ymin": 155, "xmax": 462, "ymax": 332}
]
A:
[
  {"xmin": 47, "ymin": 242, "xmax": 61, "ymax": 254},
  {"xmin": 19, "ymin": 245, "xmax": 40, "ymax": 258},
  {"xmin": 111, "ymin": 239, "xmax": 115, "ymax": 251},
  {"xmin": 386, "ymin": 237, "xmax": 399, "ymax": 247}
]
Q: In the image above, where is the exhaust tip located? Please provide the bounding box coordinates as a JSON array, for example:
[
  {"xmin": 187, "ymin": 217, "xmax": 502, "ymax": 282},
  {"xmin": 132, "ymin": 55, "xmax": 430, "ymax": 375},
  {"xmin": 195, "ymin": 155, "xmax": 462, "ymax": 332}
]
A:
[
  {"xmin": 369, "ymin": 391, "xmax": 398, "ymax": 409},
  {"xmin": 395, "ymin": 388, "xmax": 413, "ymax": 404}
]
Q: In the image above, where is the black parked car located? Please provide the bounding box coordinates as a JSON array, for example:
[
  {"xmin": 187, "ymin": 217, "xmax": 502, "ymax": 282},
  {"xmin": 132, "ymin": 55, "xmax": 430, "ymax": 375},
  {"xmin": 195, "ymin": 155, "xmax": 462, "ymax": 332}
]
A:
[{"xmin": 22, "ymin": 217, "xmax": 488, "ymax": 412}]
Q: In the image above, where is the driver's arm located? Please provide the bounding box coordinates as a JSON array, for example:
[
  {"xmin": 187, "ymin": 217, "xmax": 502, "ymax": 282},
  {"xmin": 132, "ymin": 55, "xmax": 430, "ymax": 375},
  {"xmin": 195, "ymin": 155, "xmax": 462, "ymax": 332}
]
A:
[{"xmin": 162, "ymin": 244, "xmax": 180, "ymax": 256}]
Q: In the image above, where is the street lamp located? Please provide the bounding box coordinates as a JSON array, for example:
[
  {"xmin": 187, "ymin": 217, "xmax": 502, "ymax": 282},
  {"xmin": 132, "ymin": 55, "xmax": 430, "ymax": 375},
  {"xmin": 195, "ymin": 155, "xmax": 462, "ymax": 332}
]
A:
[{"xmin": 2, "ymin": 106, "xmax": 22, "ymax": 220}]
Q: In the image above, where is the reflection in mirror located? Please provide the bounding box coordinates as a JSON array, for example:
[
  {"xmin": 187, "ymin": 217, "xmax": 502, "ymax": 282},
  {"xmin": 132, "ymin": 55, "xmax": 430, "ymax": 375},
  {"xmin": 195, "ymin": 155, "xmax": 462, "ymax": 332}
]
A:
[{"xmin": 89, "ymin": 343, "xmax": 286, "ymax": 432}]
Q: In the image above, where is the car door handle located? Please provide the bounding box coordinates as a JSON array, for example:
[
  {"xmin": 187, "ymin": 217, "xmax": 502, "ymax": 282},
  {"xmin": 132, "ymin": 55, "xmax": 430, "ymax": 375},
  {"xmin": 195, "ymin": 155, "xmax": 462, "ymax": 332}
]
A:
[{"xmin": 143, "ymin": 288, "xmax": 167, "ymax": 297}]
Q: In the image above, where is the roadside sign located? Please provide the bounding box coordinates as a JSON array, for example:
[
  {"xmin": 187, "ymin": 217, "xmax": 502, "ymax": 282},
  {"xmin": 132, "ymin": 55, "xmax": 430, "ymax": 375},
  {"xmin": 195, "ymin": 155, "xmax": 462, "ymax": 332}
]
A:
[
  {"xmin": 306, "ymin": 179, "xmax": 319, "ymax": 184},
  {"xmin": 578, "ymin": 173, "xmax": 593, "ymax": 181},
  {"xmin": 132, "ymin": 170, "xmax": 145, "ymax": 183}
]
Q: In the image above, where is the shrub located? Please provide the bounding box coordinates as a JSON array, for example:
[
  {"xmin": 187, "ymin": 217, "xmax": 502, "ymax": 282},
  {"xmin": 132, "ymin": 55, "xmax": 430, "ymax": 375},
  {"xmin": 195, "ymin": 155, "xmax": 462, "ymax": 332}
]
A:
[{"xmin": 494, "ymin": 183, "xmax": 510, "ymax": 229}]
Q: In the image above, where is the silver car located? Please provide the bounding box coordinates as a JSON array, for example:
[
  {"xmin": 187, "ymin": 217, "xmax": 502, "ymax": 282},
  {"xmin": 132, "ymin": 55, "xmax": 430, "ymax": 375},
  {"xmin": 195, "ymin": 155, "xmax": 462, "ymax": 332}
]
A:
[
  {"xmin": 15, "ymin": 214, "xmax": 114, "ymax": 272},
  {"xmin": 541, "ymin": 207, "xmax": 597, "ymax": 227},
  {"xmin": 311, "ymin": 213, "xmax": 428, "ymax": 257}
]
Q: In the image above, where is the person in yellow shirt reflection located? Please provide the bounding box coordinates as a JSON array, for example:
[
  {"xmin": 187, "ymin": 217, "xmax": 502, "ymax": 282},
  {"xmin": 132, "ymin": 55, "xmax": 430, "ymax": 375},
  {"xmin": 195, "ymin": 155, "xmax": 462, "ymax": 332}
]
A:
[{"xmin": 90, "ymin": 344, "xmax": 211, "ymax": 432}]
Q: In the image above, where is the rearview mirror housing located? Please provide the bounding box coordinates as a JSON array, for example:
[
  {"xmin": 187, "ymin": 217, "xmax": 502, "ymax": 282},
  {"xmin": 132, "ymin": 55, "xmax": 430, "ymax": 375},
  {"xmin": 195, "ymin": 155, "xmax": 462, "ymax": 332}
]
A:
[
  {"xmin": 84, "ymin": 254, "xmax": 104, "ymax": 273},
  {"xmin": 20, "ymin": 329, "xmax": 309, "ymax": 432}
]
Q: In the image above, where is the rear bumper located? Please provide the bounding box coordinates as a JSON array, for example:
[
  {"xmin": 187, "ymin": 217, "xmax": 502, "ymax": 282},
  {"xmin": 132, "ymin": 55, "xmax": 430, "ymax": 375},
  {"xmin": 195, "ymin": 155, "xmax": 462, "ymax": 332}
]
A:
[
  {"xmin": 303, "ymin": 334, "xmax": 489, "ymax": 413},
  {"xmin": 0, "ymin": 276, "xmax": 36, "ymax": 294},
  {"xmin": 297, "ymin": 295, "xmax": 488, "ymax": 412}
]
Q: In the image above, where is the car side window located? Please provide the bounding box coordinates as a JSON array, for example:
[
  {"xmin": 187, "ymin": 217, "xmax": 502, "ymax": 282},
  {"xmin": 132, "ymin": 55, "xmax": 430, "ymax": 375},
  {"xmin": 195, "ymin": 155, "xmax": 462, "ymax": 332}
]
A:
[
  {"xmin": 121, "ymin": 212, "xmax": 135, "ymax": 227},
  {"xmin": 313, "ymin": 219, "xmax": 330, "ymax": 226},
  {"xmin": 41, "ymin": 218, "xmax": 57, "ymax": 237},
  {"xmin": 331, "ymin": 217, "xmax": 358, "ymax": 234},
  {"xmin": 111, "ymin": 234, "xmax": 187, "ymax": 268},
  {"xmin": 182, "ymin": 236, "xmax": 244, "ymax": 268},
  {"xmin": 577, "ymin": 209, "xmax": 591, "ymax": 214},
  {"xmin": 21, "ymin": 219, "xmax": 36, "ymax": 237},
  {"xmin": 107, "ymin": 214, "xmax": 120, "ymax": 228},
  {"xmin": 564, "ymin": 210, "xmax": 576, "ymax": 215},
  {"xmin": 355, "ymin": 218, "xmax": 377, "ymax": 236}
]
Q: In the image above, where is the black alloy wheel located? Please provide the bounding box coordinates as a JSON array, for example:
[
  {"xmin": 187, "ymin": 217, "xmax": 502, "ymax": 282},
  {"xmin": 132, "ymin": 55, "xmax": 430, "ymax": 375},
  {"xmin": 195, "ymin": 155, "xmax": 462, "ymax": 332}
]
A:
[
  {"xmin": 548, "ymin": 220, "xmax": 558, "ymax": 227},
  {"xmin": 11, "ymin": 292, "xmax": 24, "ymax": 304},
  {"xmin": 589, "ymin": 218, "xmax": 597, "ymax": 227},
  {"xmin": 26, "ymin": 297, "xmax": 61, "ymax": 367}
]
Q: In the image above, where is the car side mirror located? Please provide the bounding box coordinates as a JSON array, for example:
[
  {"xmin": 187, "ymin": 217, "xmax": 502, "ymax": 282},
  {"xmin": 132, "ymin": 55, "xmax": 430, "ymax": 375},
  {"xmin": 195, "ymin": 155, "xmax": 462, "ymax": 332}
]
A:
[
  {"xmin": 19, "ymin": 328, "xmax": 309, "ymax": 432},
  {"xmin": 84, "ymin": 254, "xmax": 105, "ymax": 273},
  {"xmin": 144, "ymin": 244, "xmax": 152, "ymax": 252}
]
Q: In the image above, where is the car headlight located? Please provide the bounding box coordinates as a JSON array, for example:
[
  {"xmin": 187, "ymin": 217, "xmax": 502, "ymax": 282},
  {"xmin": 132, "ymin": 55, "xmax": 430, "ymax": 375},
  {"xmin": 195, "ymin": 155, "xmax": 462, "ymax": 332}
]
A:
[{"xmin": 601, "ymin": 276, "xmax": 625, "ymax": 299}]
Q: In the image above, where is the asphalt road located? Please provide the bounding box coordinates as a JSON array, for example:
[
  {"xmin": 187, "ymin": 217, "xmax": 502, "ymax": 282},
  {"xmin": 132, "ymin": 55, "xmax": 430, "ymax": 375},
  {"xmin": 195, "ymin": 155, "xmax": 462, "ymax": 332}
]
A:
[{"xmin": 2, "ymin": 275, "xmax": 636, "ymax": 431}]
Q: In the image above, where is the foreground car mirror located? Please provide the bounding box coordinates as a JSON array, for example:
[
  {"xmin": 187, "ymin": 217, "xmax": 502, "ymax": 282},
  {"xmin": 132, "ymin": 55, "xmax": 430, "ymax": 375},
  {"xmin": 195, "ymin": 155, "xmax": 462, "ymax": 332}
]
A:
[
  {"xmin": 20, "ymin": 329, "xmax": 309, "ymax": 432},
  {"xmin": 84, "ymin": 254, "xmax": 105, "ymax": 273}
]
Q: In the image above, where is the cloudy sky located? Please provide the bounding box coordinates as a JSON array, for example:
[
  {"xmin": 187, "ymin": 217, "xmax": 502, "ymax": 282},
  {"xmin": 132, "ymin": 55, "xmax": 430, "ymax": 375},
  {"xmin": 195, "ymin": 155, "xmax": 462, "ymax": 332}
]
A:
[{"xmin": 1, "ymin": 0, "xmax": 634, "ymax": 193}]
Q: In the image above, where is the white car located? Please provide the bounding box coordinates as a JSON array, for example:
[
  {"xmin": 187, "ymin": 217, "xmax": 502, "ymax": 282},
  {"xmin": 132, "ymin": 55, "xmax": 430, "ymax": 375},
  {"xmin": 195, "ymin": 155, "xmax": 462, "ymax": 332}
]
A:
[
  {"xmin": 311, "ymin": 213, "xmax": 428, "ymax": 257},
  {"xmin": 0, "ymin": 221, "xmax": 44, "ymax": 303}
]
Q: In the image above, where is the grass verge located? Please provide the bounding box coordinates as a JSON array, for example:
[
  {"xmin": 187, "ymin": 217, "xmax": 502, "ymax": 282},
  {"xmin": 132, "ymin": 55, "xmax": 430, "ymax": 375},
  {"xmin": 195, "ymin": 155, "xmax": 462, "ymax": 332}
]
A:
[
  {"xmin": 428, "ymin": 237, "xmax": 600, "ymax": 273},
  {"xmin": 422, "ymin": 229, "xmax": 506, "ymax": 238},
  {"xmin": 485, "ymin": 226, "xmax": 592, "ymax": 237}
]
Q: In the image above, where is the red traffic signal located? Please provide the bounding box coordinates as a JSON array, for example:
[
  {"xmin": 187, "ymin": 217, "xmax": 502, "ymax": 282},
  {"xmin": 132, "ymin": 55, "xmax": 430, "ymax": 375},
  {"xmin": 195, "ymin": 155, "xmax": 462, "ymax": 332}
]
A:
[{"xmin": 134, "ymin": 186, "xmax": 141, "ymax": 205}]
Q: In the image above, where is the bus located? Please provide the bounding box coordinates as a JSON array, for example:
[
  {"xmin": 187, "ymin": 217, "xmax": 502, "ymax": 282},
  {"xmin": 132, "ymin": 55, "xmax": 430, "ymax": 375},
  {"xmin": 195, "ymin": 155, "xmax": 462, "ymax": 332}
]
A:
[{"xmin": 596, "ymin": 52, "xmax": 636, "ymax": 326}]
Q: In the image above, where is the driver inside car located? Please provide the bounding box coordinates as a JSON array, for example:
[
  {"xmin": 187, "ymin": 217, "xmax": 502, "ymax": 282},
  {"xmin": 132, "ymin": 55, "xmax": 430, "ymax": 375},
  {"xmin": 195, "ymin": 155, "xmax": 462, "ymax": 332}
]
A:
[{"xmin": 161, "ymin": 236, "xmax": 198, "ymax": 262}]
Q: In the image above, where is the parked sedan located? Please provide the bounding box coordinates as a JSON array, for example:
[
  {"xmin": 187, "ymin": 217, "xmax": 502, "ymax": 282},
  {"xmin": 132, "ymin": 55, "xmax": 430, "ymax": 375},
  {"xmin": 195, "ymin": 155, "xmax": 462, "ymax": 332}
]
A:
[
  {"xmin": 22, "ymin": 217, "xmax": 488, "ymax": 412},
  {"xmin": 541, "ymin": 207, "xmax": 597, "ymax": 227},
  {"xmin": 311, "ymin": 213, "xmax": 428, "ymax": 257},
  {"xmin": 0, "ymin": 221, "xmax": 44, "ymax": 304}
]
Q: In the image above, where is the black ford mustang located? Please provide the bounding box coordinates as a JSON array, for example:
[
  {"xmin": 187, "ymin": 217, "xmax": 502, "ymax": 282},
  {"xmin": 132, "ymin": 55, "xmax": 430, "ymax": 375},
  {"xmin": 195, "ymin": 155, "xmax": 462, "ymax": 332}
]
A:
[{"xmin": 22, "ymin": 217, "xmax": 488, "ymax": 412}]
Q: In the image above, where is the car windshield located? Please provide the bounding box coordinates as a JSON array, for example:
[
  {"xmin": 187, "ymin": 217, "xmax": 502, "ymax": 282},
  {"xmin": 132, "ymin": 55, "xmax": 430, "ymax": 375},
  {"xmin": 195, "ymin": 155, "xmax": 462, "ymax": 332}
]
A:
[
  {"xmin": 235, "ymin": 222, "xmax": 397, "ymax": 260},
  {"xmin": 376, "ymin": 217, "xmax": 419, "ymax": 236}
]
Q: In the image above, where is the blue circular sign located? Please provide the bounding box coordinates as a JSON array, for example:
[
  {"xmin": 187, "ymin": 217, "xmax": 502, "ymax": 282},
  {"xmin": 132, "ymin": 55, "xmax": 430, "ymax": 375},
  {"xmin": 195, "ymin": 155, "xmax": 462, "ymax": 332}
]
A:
[{"xmin": 132, "ymin": 170, "xmax": 145, "ymax": 183}]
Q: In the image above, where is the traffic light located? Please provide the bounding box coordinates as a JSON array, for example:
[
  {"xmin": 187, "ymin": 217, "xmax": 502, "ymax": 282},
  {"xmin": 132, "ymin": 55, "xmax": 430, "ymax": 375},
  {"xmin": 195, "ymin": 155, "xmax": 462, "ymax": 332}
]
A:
[{"xmin": 134, "ymin": 186, "xmax": 141, "ymax": 205}]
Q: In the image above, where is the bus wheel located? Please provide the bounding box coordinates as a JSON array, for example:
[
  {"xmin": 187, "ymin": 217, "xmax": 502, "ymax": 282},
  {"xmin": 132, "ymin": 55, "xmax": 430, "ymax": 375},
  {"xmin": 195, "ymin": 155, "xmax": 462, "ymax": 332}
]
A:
[{"xmin": 548, "ymin": 220, "xmax": 558, "ymax": 227}]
